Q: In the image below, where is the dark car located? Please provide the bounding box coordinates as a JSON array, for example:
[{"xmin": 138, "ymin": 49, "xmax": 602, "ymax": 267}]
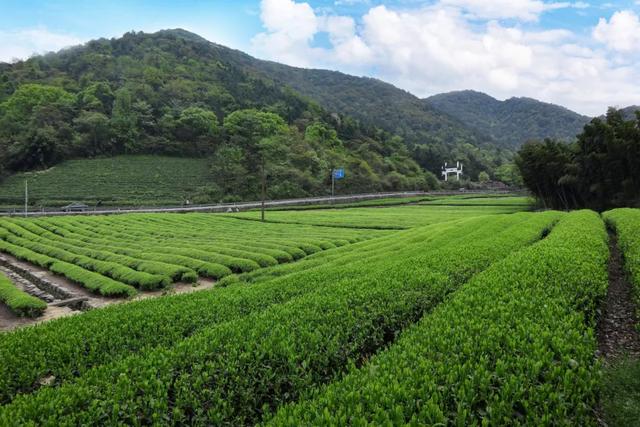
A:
[{"xmin": 61, "ymin": 203, "xmax": 89, "ymax": 212}]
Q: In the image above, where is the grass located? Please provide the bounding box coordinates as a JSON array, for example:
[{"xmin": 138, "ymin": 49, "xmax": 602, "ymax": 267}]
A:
[
  {"xmin": 601, "ymin": 359, "xmax": 640, "ymax": 427},
  {"xmin": 261, "ymin": 196, "xmax": 431, "ymax": 211},
  {"xmin": 601, "ymin": 208, "xmax": 640, "ymax": 427},
  {"xmin": 266, "ymin": 211, "xmax": 608, "ymax": 425},
  {"xmin": 0, "ymin": 155, "xmax": 212, "ymax": 208},
  {"xmin": 260, "ymin": 194, "xmax": 527, "ymax": 211}
]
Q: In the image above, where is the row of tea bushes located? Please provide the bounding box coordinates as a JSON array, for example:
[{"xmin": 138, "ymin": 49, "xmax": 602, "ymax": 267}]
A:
[
  {"xmin": 0, "ymin": 239, "xmax": 136, "ymax": 297},
  {"xmin": 267, "ymin": 210, "xmax": 608, "ymax": 426},
  {"xmin": 0, "ymin": 212, "xmax": 560, "ymax": 423},
  {"xmin": 603, "ymin": 208, "xmax": 640, "ymax": 321},
  {"xmin": 0, "ymin": 271, "xmax": 46, "ymax": 317}
]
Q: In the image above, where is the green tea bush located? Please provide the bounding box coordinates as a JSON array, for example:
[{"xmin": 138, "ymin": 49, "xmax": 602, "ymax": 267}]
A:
[
  {"xmin": 0, "ymin": 220, "xmax": 418, "ymax": 404},
  {"xmin": 0, "ymin": 271, "xmax": 47, "ymax": 317},
  {"xmin": 49, "ymin": 262, "xmax": 137, "ymax": 297},
  {"xmin": 0, "ymin": 212, "xmax": 560, "ymax": 424},
  {"xmin": 603, "ymin": 208, "xmax": 640, "ymax": 314},
  {"xmin": 267, "ymin": 210, "xmax": 608, "ymax": 426}
]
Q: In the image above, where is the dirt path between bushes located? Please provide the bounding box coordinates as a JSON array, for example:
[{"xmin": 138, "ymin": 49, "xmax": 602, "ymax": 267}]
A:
[
  {"xmin": 0, "ymin": 252, "xmax": 216, "ymax": 332},
  {"xmin": 596, "ymin": 231, "xmax": 640, "ymax": 361}
]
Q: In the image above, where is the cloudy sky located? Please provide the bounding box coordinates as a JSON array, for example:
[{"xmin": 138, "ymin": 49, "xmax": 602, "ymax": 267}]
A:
[{"xmin": 1, "ymin": 0, "xmax": 639, "ymax": 115}]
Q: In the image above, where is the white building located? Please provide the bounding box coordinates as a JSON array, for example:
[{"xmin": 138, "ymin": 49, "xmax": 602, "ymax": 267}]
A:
[{"xmin": 442, "ymin": 162, "xmax": 463, "ymax": 181}]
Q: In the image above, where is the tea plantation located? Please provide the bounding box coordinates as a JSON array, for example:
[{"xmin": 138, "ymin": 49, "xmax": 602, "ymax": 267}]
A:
[
  {"xmin": 0, "ymin": 203, "xmax": 637, "ymax": 425},
  {"xmin": 0, "ymin": 155, "xmax": 212, "ymax": 208}
]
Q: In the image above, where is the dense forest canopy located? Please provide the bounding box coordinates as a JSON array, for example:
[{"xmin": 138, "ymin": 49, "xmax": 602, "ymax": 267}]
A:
[
  {"xmin": 0, "ymin": 29, "xmax": 520, "ymax": 187},
  {"xmin": 240, "ymin": 62, "xmax": 513, "ymax": 177},
  {"xmin": 425, "ymin": 90, "xmax": 590, "ymax": 147},
  {"xmin": 0, "ymin": 30, "xmax": 436, "ymax": 200},
  {"xmin": 516, "ymin": 108, "xmax": 640, "ymax": 211}
]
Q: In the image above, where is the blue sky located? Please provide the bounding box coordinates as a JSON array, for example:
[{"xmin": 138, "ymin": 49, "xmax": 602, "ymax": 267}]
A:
[{"xmin": 1, "ymin": 0, "xmax": 640, "ymax": 114}]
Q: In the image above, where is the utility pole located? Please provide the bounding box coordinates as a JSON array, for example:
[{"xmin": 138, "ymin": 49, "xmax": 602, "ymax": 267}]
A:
[
  {"xmin": 261, "ymin": 159, "xmax": 266, "ymax": 222},
  {"xmin": 24, "ymin": 179, "xmax": 28, "ymax": 218},
  {"xmin": 331, "ymin": 169, "xmax": 335, "ymax": 204}
]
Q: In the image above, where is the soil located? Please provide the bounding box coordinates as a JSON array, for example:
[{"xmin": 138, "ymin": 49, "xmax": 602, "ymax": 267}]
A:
[
  {"xmin": 0, "ymin": 302, "xmax": 77, "ymax": 332},
  {"xmin": 0, "ymin": 253, "xmax": 217, "ymax": 332},
  {"xmin": 596, "ymin": 231, "xmax": 640, "ymax": 361}
]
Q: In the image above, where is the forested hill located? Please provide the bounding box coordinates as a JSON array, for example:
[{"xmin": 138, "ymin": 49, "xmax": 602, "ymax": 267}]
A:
[
  {"xmin": 0, "ymin": 29, "xmax": 442, "ymax": 201},
  {"xmin": 0, "ymin": 29, "xmax": 509, "ymax": 186},
  {"xmin": 424, "ymin": 90, "xmax": 590, "ymax": 147},
  {"xmin": 237, "ymin": 59, "xmax": 495, "ymax": 150},
  {"xmin": 620, "ymin": 105, "xmax": 640, "ymax": 120}
]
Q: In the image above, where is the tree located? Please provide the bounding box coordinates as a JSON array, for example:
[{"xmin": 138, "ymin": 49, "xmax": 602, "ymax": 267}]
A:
[
  {"xmin": 516, "ymin": 139, "xmax": 578, "ymax": 210},
  {"xmin": 255, "ymin": 135, "xmax": 289, "ymax": 220},
  {"xmin": 494, "ymin": 163, "xmax": 523, "ymax": 187},
  {"xmin": 573, "ymin": 109, "xmax": 640, "ymax": 210},
  {"xmin": 223, "ymin": 110, "xmax": 288, "ymax": 220},
  {"xmin": 176, "ymin": 107, "xmax": 218, "ymax": 141},
  {"xmin": 6, "ymin": 127, "xmax": 62, "ymax": 170},
  {"xmin": 0, "ymin": 84, "xmax": 75, "ymax": 169},
  {"xmin": 210, "ymin": 144, "xmax": 248, "ymax": 197},
  {"xmin": 304, "ymin": 122, "xmax": 341, "ymax": 148},
  {"xmin": 516, "ymin": 109, "xmax": 640, "ymax": 210},
  {"xmin": 111, "ymin": 88, "xmax": 139, "ymax": 153},
  {"xmin": 74, "ymin": 111, "xmax": 112, "ymax": 155},
  {"xmin": 0, "ymin": 84, "xmax": 75, "ymax": 135},
  {"xmin": 0, "ymin": 30, "xmax": 447, "ymax": 198},
  {"xmin": 223, "ymin": 109, "xmax": 288, "ymax": 147},
  {"xmin": 78, "ymin": 82, "xmax": 114, "ymax": 113},
  {"xmin": 478, "ymin": 171, "xmax": 490, "ymax": 183}
]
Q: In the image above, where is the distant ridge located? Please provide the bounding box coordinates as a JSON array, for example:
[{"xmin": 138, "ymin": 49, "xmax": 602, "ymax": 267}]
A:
[{"xmin": 424, "ymin": 90, "xmax": 591, "ymax": 147}]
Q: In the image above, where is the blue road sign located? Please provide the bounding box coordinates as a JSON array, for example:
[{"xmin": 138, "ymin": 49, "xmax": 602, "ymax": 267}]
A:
[{"xmin": 333, "ymin": 168, "xmax": 345, "ymax": 179}]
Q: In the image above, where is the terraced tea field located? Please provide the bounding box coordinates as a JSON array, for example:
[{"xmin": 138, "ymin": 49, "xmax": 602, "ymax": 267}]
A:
[
  {"xmin": 230, "ymin": 202, "xmax": 529, "ymax": 229},
  {"xmin": 0, "ymin": 155, "xmax": 212, "ymax": 208},
  {"xmin": 0, "ymin": 203, "xmax": 637, "ymax": 425}
]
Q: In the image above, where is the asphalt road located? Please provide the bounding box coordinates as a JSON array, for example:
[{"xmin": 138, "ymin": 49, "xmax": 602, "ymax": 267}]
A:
[{"xmin": 0, "ymin": 190, "xmax": 512, "ymax": 217}]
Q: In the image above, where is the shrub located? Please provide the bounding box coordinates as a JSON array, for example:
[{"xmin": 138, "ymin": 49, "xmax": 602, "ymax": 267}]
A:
[{"xmin": 0, "ymin": 272, "xmax": 47, "ymax": 317}]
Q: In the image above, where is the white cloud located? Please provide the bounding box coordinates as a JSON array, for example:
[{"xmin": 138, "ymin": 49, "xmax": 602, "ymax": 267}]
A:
[
  {"xmin": 438, "ymin": 0, "xmax": 577, "ymax": 21},
  {"xmin": 0, "ymin": 27, "xmax": 83, "ymax": 63},
  {"xmin": 252, "ymin": 0, "xmax": 373, "ymax": 68},
  {"xmin": 260, "ymin": 0, "xmax": 318, "ymax": 40},
  {"xmin": 251, "ymin": 1, "xmax": 640, "ymax": 115},
  {"xmin": 593, "ymin": 10, "xmax": 640, "ymax": 52},
  {"xmin": 252, "ymin": 0, "xmax": 322, "ymax": 67},
  {"xmin": 334, "ymin": 0, "xmax": 371, "ymax": 5}
]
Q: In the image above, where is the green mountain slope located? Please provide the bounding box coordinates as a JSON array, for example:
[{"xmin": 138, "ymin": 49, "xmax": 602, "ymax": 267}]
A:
[
  {"xmin": 153, "ymin": 30, "xmax": 513, "ymax": 174},
  {"xmin": 620, "ymin": 105, "xmax": 640, "ymax": 120},
  {"xmin": 0, "ymin": 29, "xmax": 510, "ymax": 184},
  {"xmin": 425, "ymin": 90, "xmax": 590, "ymax": 146},
  {"xmin": 241, "ymin": 61, "xmax": 486, "ymax": 145},
  {"xmin": 0, "ymin": 29, "xmax": 439, "ymax": 200},
  {"xmin": 218, "ymin": 43, "xmax": 507, "ymax": 174}
]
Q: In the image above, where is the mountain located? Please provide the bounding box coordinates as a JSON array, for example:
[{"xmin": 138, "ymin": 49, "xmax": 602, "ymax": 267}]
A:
[
  {"xmin": 237, "ymin": 61, "xmax": 511, "ymax": 176},
  {"xmin": 424, "ymin": 90, "xmax": 591, "ymax": 147},
  {"xmin": 0, "ymin": 29, "xmax": 510, "ymax": 184},
  {"xmin": 0, "ymin": 29, "xmax": 447, "ymax": 201},
  {"xmin": 619, "ymin": 105, "xmax": 640, "ymax": 120},
  {"xmin": 175, "ymin": 30, "xmax": 513, "ymax": 174},
  {"xmin": 239, "ymin": 60, "xmax": 487, "ymax": 146}
]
